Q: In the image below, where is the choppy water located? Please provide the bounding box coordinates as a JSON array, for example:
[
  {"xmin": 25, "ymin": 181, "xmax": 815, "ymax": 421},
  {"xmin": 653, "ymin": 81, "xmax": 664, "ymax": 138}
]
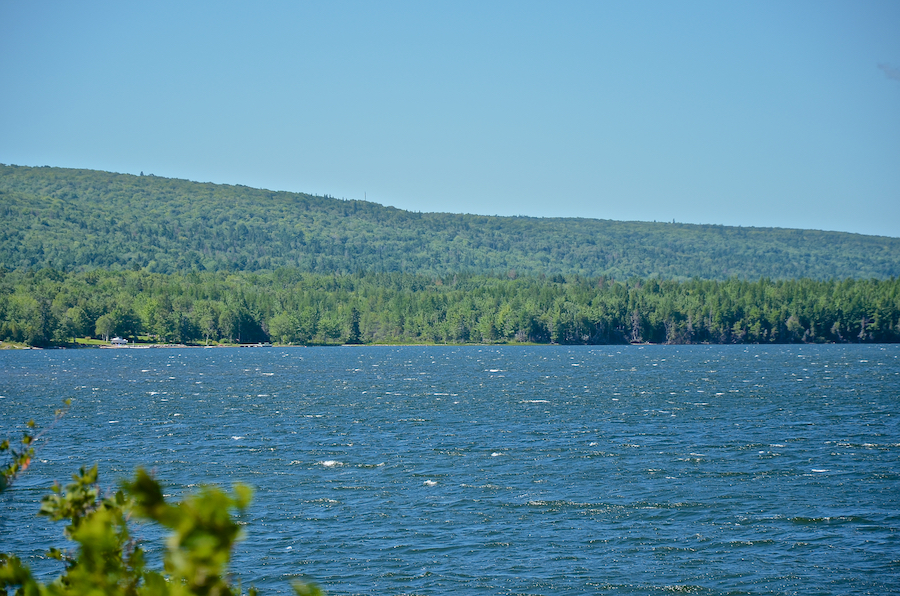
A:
[{"xmin": 2, "ymin": 345, "xmax": 899, "ymax": 595}]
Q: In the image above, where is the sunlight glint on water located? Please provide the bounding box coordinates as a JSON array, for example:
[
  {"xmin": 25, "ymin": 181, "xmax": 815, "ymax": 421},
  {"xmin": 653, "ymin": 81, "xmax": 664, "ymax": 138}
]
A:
[{"xmin": 1, "ymin": 345, "xmax": 898, "ymax": 595}]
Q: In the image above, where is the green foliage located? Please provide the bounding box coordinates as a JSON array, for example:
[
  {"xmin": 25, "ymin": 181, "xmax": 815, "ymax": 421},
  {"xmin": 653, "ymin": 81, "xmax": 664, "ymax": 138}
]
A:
[
  {"xmin": 3, "ymin": 164, "xmax": 897, "ymax": 347},
  {"xmin": 0, "ymin": 269, "xmax": 898, "ymax": 347},
  {"xmin": 1, "ymin": 164, "xmax": 898, "ymax": 280},
  {"xmin": 0, "ymin": 420, "xmax": 34, "ymax": 494},
  {"xmin": 1, "ymin": 402, "xmax": 69, "ymax": 493},
  {"xmin": 0, "ymin": 466, "xmax": 323, "ymax": 596}
]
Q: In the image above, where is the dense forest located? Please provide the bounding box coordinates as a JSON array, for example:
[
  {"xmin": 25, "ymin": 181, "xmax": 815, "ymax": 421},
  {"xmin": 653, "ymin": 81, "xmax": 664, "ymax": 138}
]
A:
[
  {"xmin": 3, "ymin": 164, "xmax": 899, "ymax": 280},
  {"xmin": 2, "ymin": 268, "xmax": 898, "ymax": 347},
  {"xmin": 2, "ymin": 165, "xmax": 898, "ymax": 348}
]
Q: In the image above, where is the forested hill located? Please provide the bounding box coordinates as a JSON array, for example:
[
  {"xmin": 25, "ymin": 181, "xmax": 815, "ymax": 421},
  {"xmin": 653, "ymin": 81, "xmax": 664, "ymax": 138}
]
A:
[{"xmin": 2, "ymin": 164, "xmax": 898, "ymax": 280}]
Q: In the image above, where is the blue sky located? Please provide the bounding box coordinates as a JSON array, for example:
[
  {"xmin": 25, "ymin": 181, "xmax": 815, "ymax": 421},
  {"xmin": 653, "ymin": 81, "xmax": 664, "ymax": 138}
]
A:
[{"xmin": 2, "ymin": 1, "xmax": 898, "ymax": 237}]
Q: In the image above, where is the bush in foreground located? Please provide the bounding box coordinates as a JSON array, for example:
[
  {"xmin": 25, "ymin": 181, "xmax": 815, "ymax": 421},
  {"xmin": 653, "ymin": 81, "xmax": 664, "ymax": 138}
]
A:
[{"xmin": 0, "ymin": 464, "xmax": 321, "ymax": 596}]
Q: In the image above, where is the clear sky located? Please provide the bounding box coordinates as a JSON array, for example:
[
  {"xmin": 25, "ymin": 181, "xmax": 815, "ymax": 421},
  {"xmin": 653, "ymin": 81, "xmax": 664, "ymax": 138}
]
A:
[{"xmin": 2, "ymin": 1, "xmax": 899, "ymax": 237}]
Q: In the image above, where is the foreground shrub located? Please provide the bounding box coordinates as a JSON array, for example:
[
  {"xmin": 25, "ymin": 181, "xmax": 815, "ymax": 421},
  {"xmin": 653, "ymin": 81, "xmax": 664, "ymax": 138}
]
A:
[{"xmin": 0, "ymin": 465, "xmax": 321, "ymax": 596}]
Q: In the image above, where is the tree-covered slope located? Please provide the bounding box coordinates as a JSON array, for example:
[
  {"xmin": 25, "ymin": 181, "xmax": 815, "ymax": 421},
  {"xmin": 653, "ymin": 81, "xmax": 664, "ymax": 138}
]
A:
[{"xmin": 1, "ymin": 164, "xmax": 898, "ymax": 279}]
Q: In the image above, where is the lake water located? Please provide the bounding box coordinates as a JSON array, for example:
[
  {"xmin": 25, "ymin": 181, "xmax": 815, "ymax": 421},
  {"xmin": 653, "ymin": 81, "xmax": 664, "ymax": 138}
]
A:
[{"xmin": 1, "ymin": 345, "xmax": 899, "ymax": 595}]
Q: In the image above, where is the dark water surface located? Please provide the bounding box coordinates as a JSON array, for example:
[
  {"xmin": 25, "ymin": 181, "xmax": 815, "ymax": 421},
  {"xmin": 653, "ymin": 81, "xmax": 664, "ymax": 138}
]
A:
[{"xmin": 2, "ymin": 345, "xmax": 899, "ymax": 595}]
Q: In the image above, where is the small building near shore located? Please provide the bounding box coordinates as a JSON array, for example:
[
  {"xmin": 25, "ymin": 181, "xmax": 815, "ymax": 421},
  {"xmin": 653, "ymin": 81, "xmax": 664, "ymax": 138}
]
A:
[{"xmin": 110, "ymin": 337, "xmax": 128, "ymax": 346}]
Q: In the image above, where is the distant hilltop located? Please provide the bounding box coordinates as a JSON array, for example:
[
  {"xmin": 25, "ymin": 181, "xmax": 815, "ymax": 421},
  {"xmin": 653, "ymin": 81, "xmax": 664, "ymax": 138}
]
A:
[{"xmin": 1, "ymin": 164, "xmax": 898, "ymax": 280}]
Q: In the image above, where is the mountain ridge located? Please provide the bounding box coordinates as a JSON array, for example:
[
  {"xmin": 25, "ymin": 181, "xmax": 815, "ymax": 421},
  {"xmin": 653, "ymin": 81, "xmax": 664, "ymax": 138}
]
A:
[{"xmin": 2, "ymin": 164, "xmax": 898, "ymax": 280}]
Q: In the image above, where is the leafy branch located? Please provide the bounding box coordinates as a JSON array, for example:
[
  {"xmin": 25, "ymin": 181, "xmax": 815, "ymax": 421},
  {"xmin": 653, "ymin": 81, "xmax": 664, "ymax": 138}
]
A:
[
  {"xmin": 0, "ymin": 399, "xmax": 70, "ymax": 493},
  {"xmin": 1, "ymin": 465, "xmax": 323, "ymax": 595}
]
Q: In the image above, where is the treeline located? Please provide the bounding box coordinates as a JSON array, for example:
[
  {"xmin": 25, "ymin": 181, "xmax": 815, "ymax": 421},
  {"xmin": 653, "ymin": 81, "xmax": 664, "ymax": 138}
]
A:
[
  {"xmin": 3, "ymin": 164, "xmax": 900, "ymax": 280},
  {"xmin": 2, "ymin": 268, "xmax": 898, "ymax": 347}
]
